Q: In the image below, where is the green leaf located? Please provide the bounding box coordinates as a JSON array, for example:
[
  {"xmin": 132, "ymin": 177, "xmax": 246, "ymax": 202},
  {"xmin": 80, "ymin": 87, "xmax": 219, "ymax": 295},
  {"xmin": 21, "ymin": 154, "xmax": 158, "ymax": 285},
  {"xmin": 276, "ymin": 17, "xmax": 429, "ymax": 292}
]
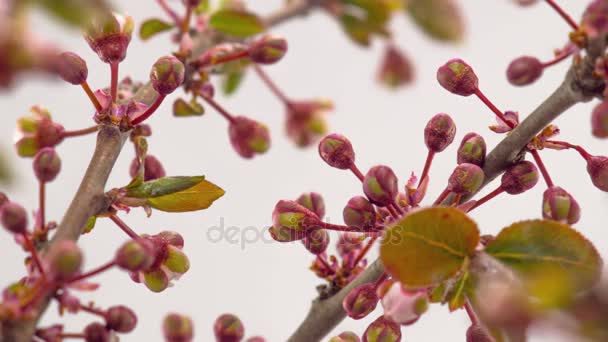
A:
[
  {"xmin": 447, "ymin": 270, "xmax": 472, "ymax": 311},
  {"xmin": 34, "ymin": 0, "xmax": 112, "ymax": 28},
  {"xmin": 209, "ymin": 9, "xmax": 265, "ymax": 37},
  {"xmin": 164, "ymin": 246, "xmax": 190, "ymax": 274},
  {"xmin": 222, "ymin": 71, "xmax": 246, "ymax": 95},
  {"xmin": 139, "ymin": 18, "xmax": 175, "ymax": 41},
  {"xmin": 407, "ymin": 0, "xmax": 465, "ymax": 42},
  {"xmin": 126, "ymin": 176, "xmax": 206, "ymax": 199},
  {"xmin": 485, "ymin": 220, "xmax": 602, "ymax": 293},
  {"xmin": 173, "ymin": 98, "xmax": 205, "ymax": 117},
  {"xmin": 82, "ymin": 216, "xmax": 97, "ymax": 235},
  {"xmin": 380, "ymin": 207, "xmax": 479, "ymax": 288},
  {"xmin": 194, "ymin": 0, "xmax": 210, "ymax": 14},
  {"xmin": 146, "ymin": 180, "xmax": 224, "ymax": 212}
]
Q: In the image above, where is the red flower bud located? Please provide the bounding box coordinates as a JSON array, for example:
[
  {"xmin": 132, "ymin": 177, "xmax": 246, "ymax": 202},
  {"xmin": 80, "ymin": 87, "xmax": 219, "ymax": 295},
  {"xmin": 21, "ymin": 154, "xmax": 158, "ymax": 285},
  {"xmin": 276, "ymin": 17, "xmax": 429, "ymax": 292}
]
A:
[
  {"xmin": 296, "ymin": 192, "xmax": 325, "ymax": 219},
  {"xmin": 343, "ymin": 196, "xmax": 376, "ymax": 230},
  {"xmin": 592, "ymin": 101, "xmax": 608, "ymax": 138},
  {"xmin": 363, "ymin": 316, "xmax": 402, "ymax": 342},
  {"xmin": 448, "ymin": 163, "xmax": 485, "ymax": 196},
  {"xmin": 1, "ymin": 201, "xmax": 28, "ymax": 234},
  {"xmin": 15, "ymin": 107, "xmax": 65, "ymax": 158},
  {"xmin": 271, "ymin": 200, "xmax": 320, "ymax": 242},
  {"xmin": 501, "ymin": 161, "xmax": 539, "ymax": 195},
  {"xmin": 582, "ymin": 0, "xmax": 608, "ymax": 39},
  {"xmin": 424, "ymin": 113, "xmax": 456, "ymax": 153},
  {"xmin": 466, "ymin": 324, "xmax": 494, "ymax": 342},
  {"xmin": 437, "ymin": 59, "xmax": 478, "ymax": 96},
  {"xmin": 54, "ymin": 52, "xmax": 88, "ymax": 85},
  {"xmin": 229, "ymin": 116, "xmax": 271, "ymax": 159},
  {"xmin": 286, "ymin": 99, "xmax": 332, "ymax": 147},
  {"xmin": 303, "ymin": 229, "xmax": 329, "ymax": 255},
  {"xmin": 115, "ymin": 239, "xmax": 155, "ymax": 272},
  {"xmin": 84, "ymin": 13, "xmax": 134, "ymax": 64},
  {"xmin": 106, "ymin": 305, "xmax": 137, "ymax": 333},
  {"xmin": 163, "ymin": 313, "xmax": 194, "ymax": 342},
  {"xmin": 343, "ymin": 284, "xmax": 379, "ymax": 320},
  {"xmin": 506, "ymin": 56, "xmax": 543, "ymax": 86},
  {"xmin": 47, "ymin": 240, "xmax": 83, "ymax": 281},
  {"xmin": 587, "ymin": 156, "xmax": 608, "ymax": 191},
  {"xmin": 542, "ymin": 186, "xmax": 580, "ymax": 224},
  {"xmin": 213, "ymin": 313, "xmax": 244, "ymax": 342},
  {"xmin": 457, "ymin": 133, "xmax": 486, "ymax": 166},
  {"xmin": 84, "ymin": 322, "xmax": 110, "ymax": 342},
  {"xmin": 248, "ymin": 34, "xmax": 288, "ymax": 65},
  {"xmin": 129, "ymin": 155, "xmax": 166, "ymax": 181},
  {"xmin": 150, "ymin": 56, "xmax": 185, "ymax": 95},
  {"xmin": 319, "ymin": 133, "xmax": 355, "ymax": 169},
  {"xmin": 33, "ymin": 147, "xmax": 61, "ymax": 182},
  {"xmin": 330, "ymin": 332, "xmax": 361, "ymax": 342},
  {"xmin": 337, "ymin": 233, "xmax": 364, "ymax": 258},
  {"xmin": 363, "ymin": 165, "xmax": 399, "ymax": 206},
  {"xmin": 377, "ymin": 45, "xmax": 414, "ymax": 88}
]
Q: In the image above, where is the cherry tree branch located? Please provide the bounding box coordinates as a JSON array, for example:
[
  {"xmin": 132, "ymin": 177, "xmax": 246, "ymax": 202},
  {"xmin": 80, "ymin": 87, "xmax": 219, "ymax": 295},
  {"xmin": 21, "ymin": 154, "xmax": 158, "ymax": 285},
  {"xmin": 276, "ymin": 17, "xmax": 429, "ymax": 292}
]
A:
[
  {"xmin": 1, "ymin": 2, "xmax": 321, "ymax": 341},
  {"xmin": 286, "ymin": 35, "xmax": 607, "ymax": 341}
]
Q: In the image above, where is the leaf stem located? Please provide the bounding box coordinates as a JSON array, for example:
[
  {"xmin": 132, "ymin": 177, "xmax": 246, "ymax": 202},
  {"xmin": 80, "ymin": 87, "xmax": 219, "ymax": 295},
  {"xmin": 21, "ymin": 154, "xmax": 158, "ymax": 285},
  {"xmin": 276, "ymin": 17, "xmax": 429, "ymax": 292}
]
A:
[
  {"xmin": 530, "ymin": 149, "xmax": 554, "ymax": 187},
  {"xmin": 474, "ymin": 88, "xmax": 515, "ymax": 129},
  {"xmin": 253, "ymin": 64, "xmax": 291, "ymax": 105},
  {"xmin": 200, "ymin": 94, "xmax": 237, "ymax": 124},
  {"xmin": 62, "ymin": 125, "xmax": 100, "ymax": 138},
  {"xmin": 544, "ymin": 0, "xmax": 579, "ymax": 31},
  {"xmin": 81, "ymin": 82, "xmax": 102, "ymax": 112},
  {"xmin": 109, "ymin": 215, "xmax": 139, "ymax": 239},
  {"xmin": 110, "ymin": 62, "xmax": 119, "ymax": 103},
  {"xmin": 67, "ymin": 261, "xmax": 116, "ymax": 284},
  {"xmin": 130, "ymin": 94, "xmax": 166, "ymax": 125}
]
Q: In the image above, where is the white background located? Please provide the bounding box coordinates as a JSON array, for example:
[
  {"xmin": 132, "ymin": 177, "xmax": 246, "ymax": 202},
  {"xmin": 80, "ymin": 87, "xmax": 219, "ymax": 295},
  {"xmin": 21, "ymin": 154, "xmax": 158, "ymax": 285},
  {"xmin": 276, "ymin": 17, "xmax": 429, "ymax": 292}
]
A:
[{"xmin": 0, "ymin": 0, "xmax": 606, "ymax": 341}]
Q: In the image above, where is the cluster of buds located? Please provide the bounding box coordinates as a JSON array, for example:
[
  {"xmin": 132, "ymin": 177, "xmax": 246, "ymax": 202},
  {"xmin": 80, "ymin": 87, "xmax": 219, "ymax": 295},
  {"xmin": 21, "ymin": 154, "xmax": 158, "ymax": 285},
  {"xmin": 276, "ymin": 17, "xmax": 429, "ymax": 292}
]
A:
[
  {"xmin": 212, "ymin": 313, "xmax": 266, "ymax": 342},
  {"xmin": 15, "ymin": 106, "xmax": 65, "ymax": 158}
]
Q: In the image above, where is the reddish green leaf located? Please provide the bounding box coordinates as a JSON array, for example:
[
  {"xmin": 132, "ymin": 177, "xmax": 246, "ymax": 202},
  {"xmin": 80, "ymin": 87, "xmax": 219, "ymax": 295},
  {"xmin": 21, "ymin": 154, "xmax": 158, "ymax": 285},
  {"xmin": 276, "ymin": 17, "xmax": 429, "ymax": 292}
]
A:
[
  {"xmin": 126, "ymin": 176, "xmax": 205, "ymax": 199},
  {"xmin": 173, "ymin": 98, "xmax": 205, "ymax": 117},
  {"xmin": 380, "ymin": 207, "xmax": 479, "ymax": 288},
  {"xmin": 407, "ymin": 0, "xmax": 465, "ymax": 42},
  {"xmin": 222, "ymin": 71, "xmax": 246, "ymax": 95},
  {"xmin": 485, "ymin": 220, "xmax": 602, "ymax": 292},
  {"xmin": 209, "ymin": 9, "xmax": 265, "ymax": 37},
  {"xmin": 147, "ymin": 180, "xmax": 225, "ymax": 212},
  {"xmin": 140, "ymin": 18, "xmax": 174, "ymax": 41}
]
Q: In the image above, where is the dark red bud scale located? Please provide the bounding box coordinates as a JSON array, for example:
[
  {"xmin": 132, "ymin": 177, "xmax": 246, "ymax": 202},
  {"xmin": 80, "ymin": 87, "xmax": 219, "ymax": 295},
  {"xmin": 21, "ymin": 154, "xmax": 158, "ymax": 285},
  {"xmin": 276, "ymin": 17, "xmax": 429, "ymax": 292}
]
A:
[
  {"xmin": 501, "ymin": 161, "xmax": 539, "ymax": 195},
  {"xmin": 424, "ymin": 113, "xmax": 456, "ymax": 153},
  {"xmin": 506, "ymin": 56, "xmax": 543, "ymax": 86}
]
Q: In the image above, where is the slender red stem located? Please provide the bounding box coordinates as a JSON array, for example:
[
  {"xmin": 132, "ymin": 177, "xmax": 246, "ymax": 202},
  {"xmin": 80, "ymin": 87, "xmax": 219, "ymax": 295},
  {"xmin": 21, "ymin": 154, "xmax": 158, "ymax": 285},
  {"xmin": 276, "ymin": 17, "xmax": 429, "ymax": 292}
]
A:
[
  {"xmin": 109, "ymin": 215, "xmax": 140, "ymax": 239},
  {"xmin": 546, "ymin": 140, "xmax": 592, "ymax": 160},
  {"xmin": 544, "ymin": 0, "xmax": 579, "ymax": 31},
  {"xmin": 349, "ymin": 164, "xmax": 365, "ymax": 182},
  {"xmin": 59, "ymin": 333, "xmax": 86, "ymax": 339},
  {"xmin": 352, "ymin": 236, "xmax": 378, "ymax": 268},
  {"xmin": 372, "ymin": 272, "xmax": 389, "ymax": 290},
  {"xmin": 453, "ymin": 194, "xmax": 462, "ymax": 206},
  {"xmin": 130, "ymin": 95, "xmax": 166, "ymax": 125},
  {"xmin": 253, "ymin": 64, "xmax": 291, "ymax": 105},
  {"xmin": 474, "ymin": 89, "xmax": 515, "ymax": 129},
  {"xmin": 530, "ymin": 149, "xmax": 554, "ymax": 187},
  {"xmin": 81, "ymin": 82, "xmax": 102, "ymax": 112},
  {"xmin": 433, "ymin": 188, "xmax": 451, "ymax": 206},
  {"xmin": 200, "ymin": 95, "xmax": 236, "ymax": 124},
  {"xmin": 464, "ymin": 301, "xmax": 479, "ymax": 325},
  {"xmin": 157, "ymin": 0, "xmax": 180, "ymax": 24},
  {"xmin": 181, "ymin": 5, "xmax": 193, "ymax": 34},
  {"xmin": 319, "ymin": 221, "xmax": 369, "ymax": 232},
  {"xmin": 62, "ymin": 125, "xmax": 99, "ymax": 138},
  {"xmin": 110, "ymin": 62, "xmax": 119, "ymax": 103},
  {"xmin": 542, "ymin": 49, "xmax": 574, "ymax": 68},
  {"xmin": 207, "ymin": 50, "xmax": 250, "ymax": 67},
  {"xmin": 386, "ymin": 205, "xmax": 400, "ymax": 219},
  {"xmin": 67, "ymin": 260, "xmax": 116, "ymax": 283},
  {"xmin": 39, "ymin": 181, "xmax": 45, "ymax": 231},
  {"xmin": 317, "ymin": 254, "xmax": 334, "ymax": 273},
  {"xmin": 467, "ymin": 186, "xmax": 505, "ymax": 212},
  {"xmin": 79, "ymin": 303, "xmax": 107, "ymax": 317},
  {"xmin": 22, "ymin": 232, "xmax": 46, "ymax": 279},
  {"xmin": 419, "ymin": 150, "xmax": 435, "ymax": 187}
]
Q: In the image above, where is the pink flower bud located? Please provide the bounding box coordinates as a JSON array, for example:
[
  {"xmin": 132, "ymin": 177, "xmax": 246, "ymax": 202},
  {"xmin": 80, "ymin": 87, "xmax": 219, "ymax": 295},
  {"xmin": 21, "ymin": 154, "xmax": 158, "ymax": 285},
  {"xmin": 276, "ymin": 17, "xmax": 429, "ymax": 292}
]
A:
[
  {"xmin": 330, "ymin": 332, "xmax": 361, "ymax": 342},
  {"xmin": 337, "ymin": 233, "xmax": 364, "ymax": 258},
  {"xmin": 582, "ymin": 0, "xmax": 608, "ymax": 39},
  {"xmin": 248, "ymin": 34, "xmax": 288, "ymax": 64},
  {"xmin": 466, "ymin": 324, "xmax": 494, "ymax": 342},
  {"xmin": 363, "ymin": 316, "xmax": 402, "ymax": 342},
  {"xmin": 47, "ymin": 240, "xmax": 83, "ymax": 281},
  {"xmin": 106, "ymin": 305, "xmax": 137, "ymax": 333},
  {"xmin": 457, "ymin": 133, "xmax": 486, "ymax": 166},
  {"xmin": 33, "ymin": 147, "xmax": 61, "ymax": 182},
  {"xmin": 271, "ymin": 200, "xmax": 320, "ymax": 242},
  {"xmin": 15, "ymin": 107, "xmax": 65, "ymax": 158},
  {"xmin": 592, "ymin": 101, "xmax": 608, "ymax": 138},
  {"xmin": 150, "ymin": 56, "xmax": 185, "ymax": 95},
  {"xmin": 380, "ymin": 282, "xmax": 428, "ymax": 325},
  {"xmin": 84, "ymin": 13, "xmax": 134, "ymax": 64},
  {"xmin": 54, "ymin": 52, "xmax": 88, "ymax": 85},
  {"xmin": 437, "ymin": 59, "xmax": 478, "ymax": 96},
  {"xmin": 506, "ymin": 56, "xmax": 543, "ymax": 86},
  {"xmin": 129, "ymin": 155, "xmax": 166, "ymax": 181},
  {"xmin": 363, "ymin": 165, "xmax": 399, "ymax": 206},
  {"xmin": 343, "ymin": 284, "xmax": 379, "ymax": 320},
  {"xmin": 448, "ymin": 163, "xmax": 484, "ymax": 196},
  {"xmin": 229, "ymin": 116, "xmax": 271, "ymax": 159},
  {"xmin": 424, "ymin": 113, "xmax": 456, "ymax": 153},
  {"xmin": 157, "ymin": 231, "xmax": 185, "ymax": 249},
  {"xmin": 296, "ymin": 192, "xmax": 325, "ymax": 219},
  {"xmin": 163, "ymin": 313, "xmax": 194, "ymax": 342},
  {"xmin": 542, "ymin": 186, "xmax": 580, "ymax": 224},
  {"xmin": 319, "ymin": 133, "xmax": 356, "ymax": 169},
  {"xmin": 377, "ymin": 45, "xmax": 414, "ymax": 88},
  {"xmin": 587, "ymin": 156, "xmax": 608, "ymax": 192},
  {"xmin": 303, "ymin": 229, "xmax": 329, "ymax": 255},
  {"xmin": 343, "ymin": 196, "xmax": 376, "ymax": 231},
  {"xmin": 286, "ymin": 100, "xmax": 332, "ymax": 147},
  {"xmin": 214, "ymin": 313, "xmax": 244, "ymax": 342},
  {"xmin": 115, "ymin": 239, "xmax": 155, "ymax": 272},
  {"xmin": 84, "ymin": 322, "xmax": 110, "ymax": 342},
  {"xmin": 500, "ymin": 161, "xmax": 539, "ymax": 195},
  {"xmin": 1, "ymin": 202, "xmax": 28, "ymax": 234}
]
